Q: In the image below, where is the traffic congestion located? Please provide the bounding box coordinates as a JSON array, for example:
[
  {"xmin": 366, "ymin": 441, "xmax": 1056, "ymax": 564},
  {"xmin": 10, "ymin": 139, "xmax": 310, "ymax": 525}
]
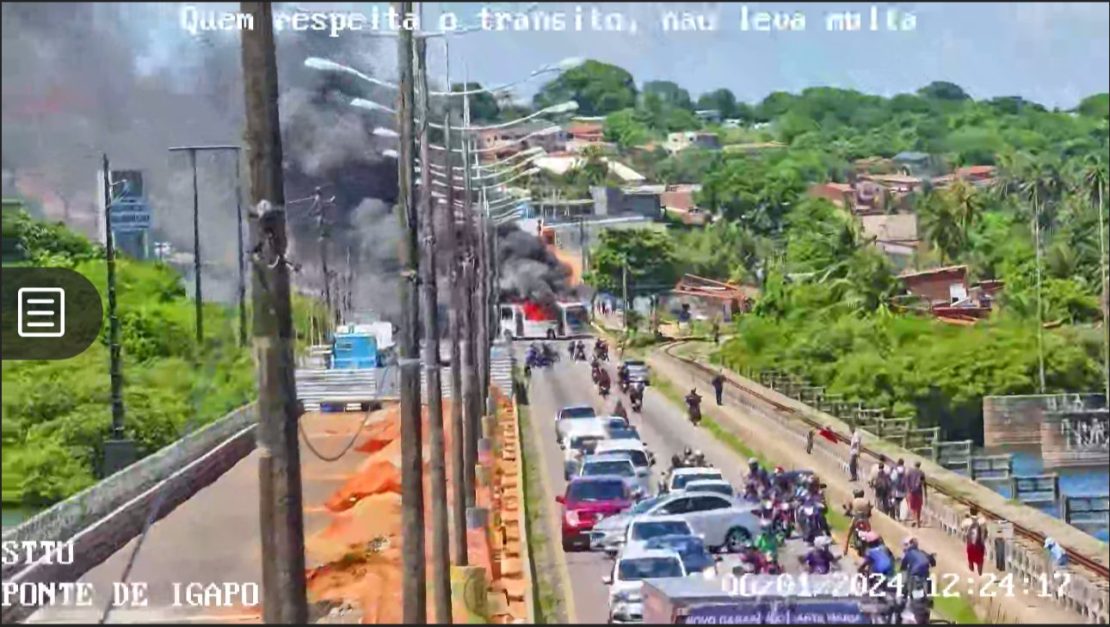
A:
[{"xmin": 522, "ymin": 336, "xmax": 943, "ymax": 624}]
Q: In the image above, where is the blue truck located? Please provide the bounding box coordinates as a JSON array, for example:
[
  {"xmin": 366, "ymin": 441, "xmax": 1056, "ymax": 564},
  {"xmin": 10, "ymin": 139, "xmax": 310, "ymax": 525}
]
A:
[{"xmin": 330, "ymin": 328, "xmax": 380, "ymax": 369}]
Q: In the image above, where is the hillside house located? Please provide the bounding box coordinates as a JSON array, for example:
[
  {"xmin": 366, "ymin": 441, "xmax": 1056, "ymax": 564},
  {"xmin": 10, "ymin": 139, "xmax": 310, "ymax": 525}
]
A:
[
  {"xmin": 860, "ymin": 213, "xmax": 919, "ymax": 270},
  {"xmin": 665, "ymin": 274, "xmax": 759, "ymax": 322},
  {"xmin": 892, "ymin": 151, "xmax": 935, "ymax": 177},
  {"xmin": 665, "ymin": 131, "xmax": 722, "ymax": 154},
  {"xmin": 695, "ymin": 109, "xmax": 722, "ymax": 124},
  {"xmin": 660, "ymin": 184, "xmax": 709, "ymax": 225},
  {"xmin": 932, "ymin": 165, "xmax": 997, "ymax": 190},
  {"xmin": 896, "ymin": 265, "xmax": 1002, "ymax": 323},
  {"xmin": 590, "ymin": 185, "xmax": 663, "ymax": 219}
]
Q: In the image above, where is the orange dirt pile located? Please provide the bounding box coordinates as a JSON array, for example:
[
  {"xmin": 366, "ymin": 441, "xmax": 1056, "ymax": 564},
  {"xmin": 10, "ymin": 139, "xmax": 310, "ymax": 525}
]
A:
[{"xmin": 325, "ymin": 459, "xmax": 402, "ymax": 512}]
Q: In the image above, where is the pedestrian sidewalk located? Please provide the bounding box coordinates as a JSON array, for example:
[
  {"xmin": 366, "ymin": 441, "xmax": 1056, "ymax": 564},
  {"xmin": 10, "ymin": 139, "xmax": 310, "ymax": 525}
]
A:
[{"xmin": 646, "ymin": 347, "xmax": 1093, "ymax": 625}]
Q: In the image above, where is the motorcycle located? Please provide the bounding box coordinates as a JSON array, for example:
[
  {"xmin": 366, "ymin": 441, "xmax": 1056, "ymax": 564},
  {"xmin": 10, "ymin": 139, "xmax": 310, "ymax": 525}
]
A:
[
  {"xmin": 773, "ymin": 501, "xmax": 795, "ymax": 541},
  {"xmin": 598, "ymin": 378, "xmax": 611, "ymax": 398},
  {"xmin": 906, "ymin": 575, "xmax": 933, "ymax": 625},
  {"xmin": 620, "ymin": 378, "xmax": 630, "ymax": 394},
  {"xmin": 686, "ymin": 396, "xmax": 702, "ymax": 426},
  {"xmin": 630, "ymin": 395, "xmax": 643, "ymax": 413},
  {"xmin": 591, "ymin": 363, "xmax": 601, "ymax": 384},
  {"xmin": 844, "ymin": 515, "xmax": 873, "ymax": 558}
]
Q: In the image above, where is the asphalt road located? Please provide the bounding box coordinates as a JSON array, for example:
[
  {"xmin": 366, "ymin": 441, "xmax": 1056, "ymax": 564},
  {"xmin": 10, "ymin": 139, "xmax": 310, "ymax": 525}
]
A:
[{"xmin": 518, "ymin": 340, "xmax": 811, "ymax": 624}]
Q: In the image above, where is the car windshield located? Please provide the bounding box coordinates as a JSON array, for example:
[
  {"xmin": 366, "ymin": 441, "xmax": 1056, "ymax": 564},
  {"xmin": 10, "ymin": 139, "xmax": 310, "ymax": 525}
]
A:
[
  {"xmin": 689, "ymin": 483, "xmax": 733, "ymax": 496},
  {"xmin": 566, "ymin": 480, "xmax": 626, "ymax": 502},
  {"xmin": 646, "ymin": 536, "xmax": 708, "ymax": 559},
  {"xmin": 606, "ymin": 417, "xmax": 628, "ymax": 428},
  {"xmin": 583, "ymin": 460, "xmax": 634, "ymax": 477},
  {"xmin": 625, "ymin": 361, "xmax": 645, "ymax": 368},
  {"xmin": 608, "ymin": 427, "xmax": 640, "ymax": 439},
  {"xmin": 631, "ymin": 521, "xmax": 691, "ymax": 540},
  {"xmin": 561, "ymin": 407, "xmax": 596, "ymax": 420},
  {"xmin": 617, "ymin": 557, "xmax": 684, "ymax": 581},
  {"xmin": 673, "ymin": 473, "xmax": 723, "ymax": 490}
]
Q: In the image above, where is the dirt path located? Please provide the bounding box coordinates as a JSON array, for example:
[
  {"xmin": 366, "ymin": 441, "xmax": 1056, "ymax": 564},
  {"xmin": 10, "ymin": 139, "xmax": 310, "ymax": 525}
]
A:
[{"xmin": 646, "ymin": 342, "xmax": 1089, "ymax": 625}]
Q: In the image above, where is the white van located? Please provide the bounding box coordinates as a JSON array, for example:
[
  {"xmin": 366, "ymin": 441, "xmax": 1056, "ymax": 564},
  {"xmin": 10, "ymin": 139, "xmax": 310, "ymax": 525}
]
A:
[{"xmin": 563, "ymin": 419, "xmax": 610, "ymax": 479}]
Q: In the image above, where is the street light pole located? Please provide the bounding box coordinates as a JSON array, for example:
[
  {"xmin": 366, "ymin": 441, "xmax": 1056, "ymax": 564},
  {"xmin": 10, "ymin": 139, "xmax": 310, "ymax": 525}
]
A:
[
  {"xmin": 416, "ymin": 25, "xmax": 452, "ymax": 623},
  {"xmin": 460, "ymin": 93, "xmax": 479, "ymax": 508},
  {"xmin": 395, "ymin": 4, "xmax": 427, "ymax": 622},
  {"xmin": 168, "ymin": 144, "xmax": 242, "ymax": 346},
  {"xmin": 234, "ymin": 152, "xmax": 247, "ymax": 347},
  {"xmin": 100, "ymin": 154, "xmax": 134, "ymax": 476},
  {"xmin": 240, "ymin": 2, "xmax": 308, "ymax": 622}
]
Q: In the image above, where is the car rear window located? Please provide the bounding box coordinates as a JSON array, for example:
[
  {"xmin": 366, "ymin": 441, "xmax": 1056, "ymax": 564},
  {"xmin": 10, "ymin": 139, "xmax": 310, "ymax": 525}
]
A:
[
  {"xmin": 566, "ymin": 479, "xmax": 626, "ymax": 502},
  {"xmin": 618, "ymin": 557, "xmax": 684, "ymax": 581},
  {"xmin": 673, "ymin": 473, "xmax": 723, "ymax": 490},
  {"xmin": 631, "ymin": 520, "xmax": 692, "ymax": 540},
  {"xmin": 583, "ymin": 460, "xmax": 634, "ymax": 477},
  {"xmin": 561, "ymin": 407, "xmax": 596, "ymax": 419},
  {"xmin": 570, "ymin": 436, "xmax": 602, "ymax": 453},
  {"xmin": 689, "ymin": 483, "xmax": 733, "ymax": 496},
  {"xmin": 601, "ymin": 449, "xmax": 648, "ymax": 467}
]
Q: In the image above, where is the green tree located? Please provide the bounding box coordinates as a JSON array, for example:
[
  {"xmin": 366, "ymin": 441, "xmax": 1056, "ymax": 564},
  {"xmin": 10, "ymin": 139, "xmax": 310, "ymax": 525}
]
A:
[
  {"xmin": 585, "ymin": 228, "xmax": 678, "ymax": 294},
  {"xmin": 642, "ymin": 80, "xmax": 694, "ymax": 111},
  {"xmin": 1076, "ymin": 93, "xmax": 1110, "ymax": 119},
  {"xmin": 603, "ymin": 108, "xmax": 651, "ymax": 149},
  {"xmin": 451, "ymin": 82, "xmax": 499, "ymax": 122},
  {"xmin": 533, "ymin": 60, "xmax": 637, "ymax": 116},
  {"xmin": 917, "ymin": 81, "xmax": 970, "ymax": 101},
  {"xmin": 696, "ymin": 88, "xmax": 738, "ymax": 118},
  {"xmin": 919, "ymin": 190, "xmax": 964, "ymax": 264}
]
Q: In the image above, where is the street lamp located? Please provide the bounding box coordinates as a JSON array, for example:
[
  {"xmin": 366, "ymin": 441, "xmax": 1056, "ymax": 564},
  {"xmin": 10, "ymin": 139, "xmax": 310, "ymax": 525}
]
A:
[
  {"xmin": 358, "ymin": 98, "xmax": 578, "ymax": 131},
  {"xmin": 305, "ymin": 55, "xmax": 584, "ymax": 97}
]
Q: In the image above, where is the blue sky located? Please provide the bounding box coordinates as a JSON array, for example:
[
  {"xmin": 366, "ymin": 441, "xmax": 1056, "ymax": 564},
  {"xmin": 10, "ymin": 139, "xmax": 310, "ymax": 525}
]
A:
[{"xmin": 141, "ymin": 2, "xmax": 1109, "ymax": 109}]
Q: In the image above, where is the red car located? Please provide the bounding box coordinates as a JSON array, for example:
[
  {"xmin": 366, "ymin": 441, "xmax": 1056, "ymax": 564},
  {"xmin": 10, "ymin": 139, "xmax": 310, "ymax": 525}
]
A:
[{"xmin": 556, "ymin": 475, "xmax": 633, "ymax": 551}]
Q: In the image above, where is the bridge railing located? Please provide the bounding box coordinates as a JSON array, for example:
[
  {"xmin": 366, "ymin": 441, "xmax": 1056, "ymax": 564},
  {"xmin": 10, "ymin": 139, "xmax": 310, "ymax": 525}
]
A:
[{"xmin": 683, "ymin": 358, "xmax": 1110, "ymax": 624}]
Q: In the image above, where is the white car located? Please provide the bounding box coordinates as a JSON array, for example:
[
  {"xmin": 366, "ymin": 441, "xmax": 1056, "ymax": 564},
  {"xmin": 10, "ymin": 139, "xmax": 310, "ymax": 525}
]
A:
[
  {"xmin": 603, "ymin": 547, "xmax": 686, "ymax": 624},
  {"xmin": 621, "ymin": 359, "xmax": 651, "ymax": 385},
  {"xmin": 682, "ymin": 479, "xmax": 734, "ymax": 498},
  {"xmin": 562, "ymin": 420, "xmax": 610, "ymax": 478},
  {"xmin": 555, "ymin": 404, "xmax": 598, "ymax": 444},
  {"xmin": 577, "ymin": 454, "xmax": 646, "ymax": 500},
  {"xmin": 594, "ymin": 491, "xmax": 756, "ymax": 555},
  {"xmin": 660, "ymin": 467, "xmax": 725, "ymax": 494},
  {"xmin": 617, "ymin": 515, "xmax": 695, "ymax": 557},
  {"xmin": 595, "ymin": 441, "xmax": 655, "ymax": 494}
]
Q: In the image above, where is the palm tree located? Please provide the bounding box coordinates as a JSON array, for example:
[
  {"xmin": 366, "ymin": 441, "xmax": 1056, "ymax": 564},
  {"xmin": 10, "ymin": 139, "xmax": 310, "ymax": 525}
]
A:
[
  {"xmin": 1076, "ymin": 153, "xmax": 1109, "ymax": 401},
  {"xmin": 918, "ymin": 190, "xmax": 962, "ymax": 264},
  {"xmin": 946, "ymin": 179, "xmax": 985, "ymax": 244},
  {"xmin": 1019, "ymin": 154, "xmax": 1065, "ymax": 393}
]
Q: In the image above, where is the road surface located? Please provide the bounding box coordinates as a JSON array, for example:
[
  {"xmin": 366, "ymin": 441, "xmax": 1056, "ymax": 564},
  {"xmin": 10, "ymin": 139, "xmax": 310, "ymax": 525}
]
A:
[{"xmin": 517, "ymin": 340, "xmax": 811, "ymax": 624}]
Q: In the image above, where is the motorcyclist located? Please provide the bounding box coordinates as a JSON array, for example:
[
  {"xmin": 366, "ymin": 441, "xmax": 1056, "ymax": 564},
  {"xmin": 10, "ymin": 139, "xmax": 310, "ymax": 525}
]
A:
[
  {"xmin": 754, "ymin": 519, "xmax": 780, "ymax": 558},
  {"xmin": 597, "ymin": 368, "xmax": 611, "ymax": 395},
  {"xmin": 629, "ymin": 381, "xmax": 645, "ymax": 411},
  {"xmin": 685, "ymin": 389, "xmax": 703, "ymax": 425},
  {"xmin": 799, "ymin": 535, "xmax": 839, "ymax": 575},
  {"xmin": 590, "ymin": 358, "xmax": 601, "ymax": 383},
  {"xmin": 844, "ymin": 488, "xmax": 874, "ymax": 555},
  {"xmin": 691, "ymin": 449, "xmax": 707, "ymax": 467},
  {"xmin": 858, "ymin": 531, "xmax": 896, "ymax": 579},
  {"xmin": 799, "ymin": 502, "xmax": 831, "ymax": 544},
  {"xmin": 901, "ymin": 536, "xmax": 936, "ymax": 625},
  {"xmin": 574, "ymin": 341, "xmax": 586, "ymax": 361},
  {"xmin": 612, "ymin": 399, "xmax": 628, "ymax": 421},
  {"xmin": 761, "ymin": 551, "xmax": 783, "ymax": 575},
  {"xmin": 735, "ymin": 541, "xmax": 764, "ymax": 575}
]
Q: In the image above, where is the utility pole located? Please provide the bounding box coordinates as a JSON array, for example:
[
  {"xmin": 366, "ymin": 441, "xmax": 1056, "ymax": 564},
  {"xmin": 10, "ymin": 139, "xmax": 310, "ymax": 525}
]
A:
[
  {"xmin": 311, "ymin": 187, "xmax": 337, "ymax": 327},
  {"xmin": 395, "ymin": 3, "xmax": 427, "ymax": 621},
  {"xmin": 168, "ymin": 144, "xmax": 242, "ymax": 346},
  {"xmin": 416, "ymin": 24, "xmax": 451, "ymax": 623},
  {"xmin": 1034, "ymin": 191, "xmax": 1046, "ymax": 393},
  {"xmin": 460, "ymin": 95, "xmax": 479, "ymax": 508},
  {"xmin": 100, "ymin": 155, "xmax": 134, "ymax": 476},
  {"xmin": 240, "ymin": 2, "xmax": 308, "ymax": 623},
  {"xmin": 444, "ymin": 105, "xmax": 468, "ymax": 565},
  {"xmin": 622, "ymin": 257, "xmax": 629, "ymax": 333},
  {"xmin": 234, "ymin": 151, "xmax": 247, "ymax": 347},
  {"xmin": 579, "ymin": 214, "xmax": 586, "ymax": 281}
]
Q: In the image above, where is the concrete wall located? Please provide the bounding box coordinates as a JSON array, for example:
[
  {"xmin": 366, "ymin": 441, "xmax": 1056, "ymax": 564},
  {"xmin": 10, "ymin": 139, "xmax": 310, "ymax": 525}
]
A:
[
  {"xmin": 1, "ymin": 404, "xmax": 258, "ymax": 624},
  {"xmin": 984, "ymin": 393, "xmax": 1105, "ymax": 448}
]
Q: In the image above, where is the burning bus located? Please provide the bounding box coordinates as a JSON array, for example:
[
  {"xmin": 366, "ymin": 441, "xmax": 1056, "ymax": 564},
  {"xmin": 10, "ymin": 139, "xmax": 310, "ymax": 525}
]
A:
[{"xmin": 498, "ymin": 299, "xmax": 590, "ymax": 340}]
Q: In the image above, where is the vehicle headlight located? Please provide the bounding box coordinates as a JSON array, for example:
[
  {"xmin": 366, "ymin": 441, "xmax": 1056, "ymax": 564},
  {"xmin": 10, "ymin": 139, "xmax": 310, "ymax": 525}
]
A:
[{"xmin": 565, "ymin": 510, "xmax": 580, "ymax": 526}]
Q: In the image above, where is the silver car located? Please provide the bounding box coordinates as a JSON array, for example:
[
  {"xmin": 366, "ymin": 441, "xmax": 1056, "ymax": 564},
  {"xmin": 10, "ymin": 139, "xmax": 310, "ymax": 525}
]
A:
[
  {"xmin": 592, "ymin": 491, "xmax": 756, "ymax": 555},
  {"xmin": 555, "ymin": 404, "xmax": 599, "ymax": 445}
]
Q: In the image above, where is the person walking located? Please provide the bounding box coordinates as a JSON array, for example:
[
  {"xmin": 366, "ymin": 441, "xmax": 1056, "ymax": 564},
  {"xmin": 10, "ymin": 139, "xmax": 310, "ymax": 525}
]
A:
[
  {"xmin": 903, "ymin": 461, "xmax": 927, "ymax": 528},
  {"xmin": 806, "ymin": 428, "xmax": 815, "ymax": 455},
  {"xmin": 961, "ymin": 507, "xmax": 987, "ymax": 575},
  {"xmin": 891, "ymin": 458, "xmax": 907, "ymax": 521},
  {"xmin": 848, "ymin": 427, "xmax": 862, "ymax": 482},
  {"xmin": 712, "ymin": 371, "xmax": 725, "ymax": 406}
]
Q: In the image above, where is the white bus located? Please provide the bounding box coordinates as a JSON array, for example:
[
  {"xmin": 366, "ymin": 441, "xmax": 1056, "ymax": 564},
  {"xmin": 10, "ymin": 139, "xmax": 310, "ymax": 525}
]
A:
[{"xmin": 499, "ymin": 300, "xmax": 590, "ymax": 340}]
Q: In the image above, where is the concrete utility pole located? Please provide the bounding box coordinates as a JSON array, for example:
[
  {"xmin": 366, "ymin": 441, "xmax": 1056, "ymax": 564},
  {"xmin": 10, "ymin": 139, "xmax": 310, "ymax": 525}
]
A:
[
  {"xmin": 100, "ymin": 155, "xmax": 134, "ymax": 476},
  {"xmin": 168, "ymin": 143, "xmax": 242, "ymax": 345},
  {"xmin": 445, "ymin": 105, "xmax": 468, "ymax": 565},
  {"xmin": 395, "ymin": 3, "xmax": 427, "ymax": 621},
  {"xmin": 460, "ymin": 95, "xmax": 479, "ymax": 508},
  {"xmin": 310, "ymin": 187, "xmax": 337, "ymax": 327},
  {"xmin": 416, "ymin": 25, "xmax": 452, "ymax": 623},
  {"xmin": 622, "ymin": 257, "xmax": 629, "ymax": 333},
  {"xmin": 239, "ymin": 2, "xmax": 308, "ymax": 623}
]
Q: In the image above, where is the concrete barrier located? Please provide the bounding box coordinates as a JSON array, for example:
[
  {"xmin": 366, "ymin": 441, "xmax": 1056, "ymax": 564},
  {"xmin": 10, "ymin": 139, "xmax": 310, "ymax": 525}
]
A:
[{"xmin": 1, "ymin": 403, "xmax": 258, "ymax": 624}]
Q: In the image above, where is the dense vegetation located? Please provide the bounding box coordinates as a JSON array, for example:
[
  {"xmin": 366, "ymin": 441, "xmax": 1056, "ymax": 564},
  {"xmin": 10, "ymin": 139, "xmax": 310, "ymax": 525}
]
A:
[
  {"xmin": 2, "ymin": 210, "xmax": 268, "ymax": 507},
  {"xmin": 555, "ymin": 61, "xmax": 1109, "ymax": 442}
]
